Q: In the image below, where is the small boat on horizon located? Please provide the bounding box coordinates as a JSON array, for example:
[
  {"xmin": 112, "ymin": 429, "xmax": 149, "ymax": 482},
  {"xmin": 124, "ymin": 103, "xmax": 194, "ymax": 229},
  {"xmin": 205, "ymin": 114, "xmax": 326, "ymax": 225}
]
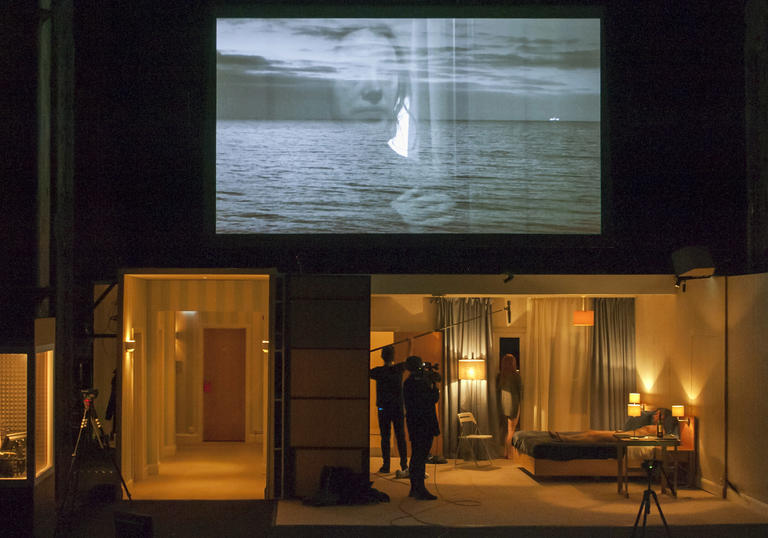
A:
[{"xmin": 549, "ymin": 117, "xmax": 560, "ymax": 121}]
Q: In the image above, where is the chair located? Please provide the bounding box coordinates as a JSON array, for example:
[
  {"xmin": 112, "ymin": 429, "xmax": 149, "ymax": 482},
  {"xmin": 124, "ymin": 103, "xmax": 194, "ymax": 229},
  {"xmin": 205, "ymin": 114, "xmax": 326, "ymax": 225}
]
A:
[{"xmin": 455, "ymin": 412, "xmax": 494, "ymax": 467}]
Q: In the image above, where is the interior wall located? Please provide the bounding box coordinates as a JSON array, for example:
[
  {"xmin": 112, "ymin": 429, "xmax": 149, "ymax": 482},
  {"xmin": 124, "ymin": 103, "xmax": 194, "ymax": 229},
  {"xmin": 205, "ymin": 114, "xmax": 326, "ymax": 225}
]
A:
[
  {"xmin": 120, "ymin": 276, "xmax": 269, "ymax": 487},
  {"xmin": 727, "ymin": 272, "xmax": 768, "ymax": 506},
  {"xmin": 288, "ymin": 275, "xmax": 371, "ymax": 498},
  {"xmin": 669, "ymin": 277, "xmax": 726, "ymax": 495},
  {"xmin": 121, "ymin": 275, "xmax": 148, "ymax": 484},
  {"xmin": 146, "ymin": 279, "xmax": 269, "ymax": 444},
  {"xmin": 635, "ymin": 295, "xmax": 678, "ymax": 404}
]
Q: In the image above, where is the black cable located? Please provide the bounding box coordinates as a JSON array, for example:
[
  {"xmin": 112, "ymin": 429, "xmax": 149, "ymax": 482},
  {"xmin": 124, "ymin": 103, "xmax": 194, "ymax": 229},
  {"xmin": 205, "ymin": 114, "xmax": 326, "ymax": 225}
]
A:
[{"xmin": 371, "ymin": 472, "xmax": 445, "ymax": 526}]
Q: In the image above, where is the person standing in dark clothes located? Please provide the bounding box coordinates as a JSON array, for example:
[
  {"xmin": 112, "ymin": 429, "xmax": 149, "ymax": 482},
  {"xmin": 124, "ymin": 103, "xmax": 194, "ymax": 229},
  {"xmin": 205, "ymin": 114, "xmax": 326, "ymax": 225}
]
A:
[
  {"xmin": 369, "ymin": 345, "xmax": 408, "ymax": 474},
  {"xmin": 403, "ymin": 355, "xmax": 440, "ymax": 500}
]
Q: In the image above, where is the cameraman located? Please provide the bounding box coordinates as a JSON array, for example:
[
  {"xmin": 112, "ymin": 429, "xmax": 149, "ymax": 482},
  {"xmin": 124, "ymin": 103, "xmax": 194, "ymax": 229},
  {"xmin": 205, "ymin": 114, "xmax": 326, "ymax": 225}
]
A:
[
  {"xmin": 403, "ymin": 355, "xmax": 440, "ymax": 500},
  {"xmin": 369, "ymin": 345, "xmax": 408, "ymax": 474}
]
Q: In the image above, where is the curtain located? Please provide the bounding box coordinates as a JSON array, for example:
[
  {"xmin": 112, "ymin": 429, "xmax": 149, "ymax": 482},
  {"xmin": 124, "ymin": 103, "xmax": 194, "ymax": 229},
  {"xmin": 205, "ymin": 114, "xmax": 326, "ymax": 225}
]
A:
[
  {"xmin": 522, "ymin": 298, "xmax": 592, "ymax": 432},
  {"xmin": 589, "ymin": 298, "xmax": 637, "ymax": 430},
  {"xmin": 436, "ymin": 298, "xmax": 501, "ymax": 458}
]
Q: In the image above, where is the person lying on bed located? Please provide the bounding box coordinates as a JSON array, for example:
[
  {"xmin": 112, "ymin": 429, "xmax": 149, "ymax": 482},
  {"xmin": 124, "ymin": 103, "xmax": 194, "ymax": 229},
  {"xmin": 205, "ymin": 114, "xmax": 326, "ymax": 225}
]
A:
[
  {"xmin": 550, "ymin": 424, "xmax": 656, "ymax": 442},
  {"xmin": 550, "ymin": 409, "xmax": 674, "ymax": 442}
]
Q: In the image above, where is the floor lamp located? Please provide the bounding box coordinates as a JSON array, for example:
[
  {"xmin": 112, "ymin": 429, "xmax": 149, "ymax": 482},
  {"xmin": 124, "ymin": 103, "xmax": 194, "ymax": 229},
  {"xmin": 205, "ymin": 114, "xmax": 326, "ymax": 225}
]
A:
[
  {"xmin": 457, "ymin": 358, "xmax": 486, "ymax": 412},
  {"xmin": 457, "ymin": 358, "xmax": 487, "ymax": 459}
]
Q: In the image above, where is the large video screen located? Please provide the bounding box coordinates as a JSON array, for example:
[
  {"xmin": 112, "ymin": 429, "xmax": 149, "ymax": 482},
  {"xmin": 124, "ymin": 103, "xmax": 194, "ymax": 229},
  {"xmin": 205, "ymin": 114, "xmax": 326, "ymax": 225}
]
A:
[{"xmin": 216, "ymin": 18, "xmax": 601, "ymax": 234}]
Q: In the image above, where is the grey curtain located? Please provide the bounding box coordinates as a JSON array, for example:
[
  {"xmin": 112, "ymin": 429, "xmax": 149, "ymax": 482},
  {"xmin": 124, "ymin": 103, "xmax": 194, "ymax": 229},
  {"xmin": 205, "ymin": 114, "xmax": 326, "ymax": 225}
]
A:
[
  {"xmin": 436, "ymin": 297, "xmax": 501, "ymax": 459},
  {"xmin": 589, "ymin": 298, "xmax": 637, "ymax": 430}
]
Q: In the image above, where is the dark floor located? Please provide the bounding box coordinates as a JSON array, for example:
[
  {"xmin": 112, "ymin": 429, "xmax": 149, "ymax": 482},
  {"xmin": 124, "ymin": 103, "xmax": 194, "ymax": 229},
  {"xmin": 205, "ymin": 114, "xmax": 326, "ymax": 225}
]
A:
[
  {"xmin": 28, "ymin": 463, "xmax": 768, "ymax": 538},
  {"xmin": 37, "ymin": 499, "xmax": 275, "ymax": 537},
  {"xmin": 31, "ymin": 497, "xmax": 768, "ymax": 538}
]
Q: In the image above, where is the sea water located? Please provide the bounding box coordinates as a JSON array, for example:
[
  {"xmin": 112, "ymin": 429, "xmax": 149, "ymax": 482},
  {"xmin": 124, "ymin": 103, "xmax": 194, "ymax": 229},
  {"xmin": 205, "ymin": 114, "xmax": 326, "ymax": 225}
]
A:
[{"xmin": 215, "ymin": 120, "xmax": 600, "ymax": 234}]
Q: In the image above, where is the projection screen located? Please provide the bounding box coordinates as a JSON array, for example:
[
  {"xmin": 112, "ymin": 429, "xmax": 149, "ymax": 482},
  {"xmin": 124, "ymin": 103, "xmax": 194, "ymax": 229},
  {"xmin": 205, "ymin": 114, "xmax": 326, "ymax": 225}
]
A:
[{"xmin": 215, "ymin": 18, "xmax": 601, "ymax": 234}]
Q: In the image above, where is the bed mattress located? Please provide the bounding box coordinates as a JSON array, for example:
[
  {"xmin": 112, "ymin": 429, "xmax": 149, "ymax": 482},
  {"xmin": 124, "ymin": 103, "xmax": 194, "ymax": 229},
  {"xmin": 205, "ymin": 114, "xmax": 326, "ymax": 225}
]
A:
[{"xmin": 512, "ymin": 430, "xmax": 617, "ymax": 461}]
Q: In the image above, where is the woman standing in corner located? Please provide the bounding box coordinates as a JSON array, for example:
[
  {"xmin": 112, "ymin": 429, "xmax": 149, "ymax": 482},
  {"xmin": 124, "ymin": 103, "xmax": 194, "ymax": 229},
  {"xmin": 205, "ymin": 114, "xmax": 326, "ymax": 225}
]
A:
[{"xmin": 498, "ymin": 353, "xmax": 522, "ymax": 459}]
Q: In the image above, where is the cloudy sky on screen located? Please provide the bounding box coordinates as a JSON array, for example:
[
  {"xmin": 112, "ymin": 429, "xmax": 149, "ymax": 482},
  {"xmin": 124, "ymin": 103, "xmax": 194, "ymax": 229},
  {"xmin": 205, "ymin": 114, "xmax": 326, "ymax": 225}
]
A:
[{"xmin": 216, "ymin": 18, "xmax": 600, "ymax": 121}]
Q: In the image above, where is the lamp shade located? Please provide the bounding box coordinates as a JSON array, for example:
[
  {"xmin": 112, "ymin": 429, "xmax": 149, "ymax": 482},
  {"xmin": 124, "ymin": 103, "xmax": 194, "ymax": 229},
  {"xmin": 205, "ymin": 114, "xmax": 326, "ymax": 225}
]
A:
[
  {"xmin": 627, "ymin": 403, "xmax": 642, "ymax": 417},
  {"xmin": 573, "ymin": 310, "xmax": 594, "ymax": 326},
  {"xmin": 458, "ymin": 359, "xmax": 486, "ymax": 380},
  {"xmin": 629, "ymin": 392, "xmax": 641, "ymax": 404},
  {"xmin": 671, "ymin": 405, "xmax": 685, "ymax": 417}
]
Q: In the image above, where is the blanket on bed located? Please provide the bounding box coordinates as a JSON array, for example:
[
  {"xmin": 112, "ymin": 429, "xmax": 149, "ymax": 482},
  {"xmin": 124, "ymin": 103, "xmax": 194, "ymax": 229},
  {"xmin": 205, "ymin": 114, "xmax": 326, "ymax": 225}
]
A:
[{"xmin": 512, "ymin": 430, "xmax": 618, "ymax": 461}]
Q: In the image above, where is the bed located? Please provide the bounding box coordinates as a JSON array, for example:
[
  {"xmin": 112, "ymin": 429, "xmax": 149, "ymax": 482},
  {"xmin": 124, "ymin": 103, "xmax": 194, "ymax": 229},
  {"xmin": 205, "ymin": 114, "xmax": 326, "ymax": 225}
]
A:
[
  {"xmin": 512, "ymin": 408, "xmax": 691, "ymax": 478},
  {"xmin": 512, "ymin": 430, "xmax": 633, "ymax": 477}
]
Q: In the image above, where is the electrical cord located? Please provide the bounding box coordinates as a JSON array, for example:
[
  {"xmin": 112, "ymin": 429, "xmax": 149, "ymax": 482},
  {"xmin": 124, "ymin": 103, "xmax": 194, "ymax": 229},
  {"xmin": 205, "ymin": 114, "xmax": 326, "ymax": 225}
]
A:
[
  {"xmin": 371, "ymin": 471, "xmax": 445, "ymax": 526},
  {"xmin": 372, "ymin": 458, "xmax": 484, "ymax": 528}
]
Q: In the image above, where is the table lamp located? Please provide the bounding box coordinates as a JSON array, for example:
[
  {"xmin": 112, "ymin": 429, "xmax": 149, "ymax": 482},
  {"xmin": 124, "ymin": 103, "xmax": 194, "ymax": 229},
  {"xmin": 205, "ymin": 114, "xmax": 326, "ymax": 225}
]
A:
[
  {"xmin": 672, "ymin": 404, "xmax": 689, "ymax": 424},
  {"xmin": 627, "ymin": 403, "xmax": 642, "ymax": 437}
]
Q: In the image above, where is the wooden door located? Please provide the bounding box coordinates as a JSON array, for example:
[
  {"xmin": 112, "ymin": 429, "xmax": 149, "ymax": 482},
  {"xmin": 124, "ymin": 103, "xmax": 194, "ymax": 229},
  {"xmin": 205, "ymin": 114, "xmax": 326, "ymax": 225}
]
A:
[{"xmin": 203, "ymin": 328, "xmax": 246, "ymax": 441}]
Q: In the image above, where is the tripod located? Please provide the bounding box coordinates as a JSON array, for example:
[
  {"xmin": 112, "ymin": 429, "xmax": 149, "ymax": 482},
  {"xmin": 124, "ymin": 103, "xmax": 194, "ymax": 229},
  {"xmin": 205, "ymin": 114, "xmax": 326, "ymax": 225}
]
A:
[
  {"xmin": 632, "ymin": 459, "xmax": 673, "ymax": 537},
  {"xmin": 57, "ymin": 390, "xmax": 131, "ymax": 525}
]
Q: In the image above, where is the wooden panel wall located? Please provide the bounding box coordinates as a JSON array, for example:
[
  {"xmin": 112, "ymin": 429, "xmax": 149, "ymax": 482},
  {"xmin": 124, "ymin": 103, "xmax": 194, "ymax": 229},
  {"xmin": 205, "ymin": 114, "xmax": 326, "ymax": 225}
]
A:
[{"xmin": 287, "ymin": 275, "xmax": 370, "ymax": 498}]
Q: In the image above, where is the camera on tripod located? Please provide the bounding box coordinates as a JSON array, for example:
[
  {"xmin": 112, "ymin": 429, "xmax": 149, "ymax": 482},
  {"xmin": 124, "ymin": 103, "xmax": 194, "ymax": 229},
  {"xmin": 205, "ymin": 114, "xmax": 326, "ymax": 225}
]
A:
[{"xmin": 641, "ymin": 459, "xmax": 660, "ymax": 473}]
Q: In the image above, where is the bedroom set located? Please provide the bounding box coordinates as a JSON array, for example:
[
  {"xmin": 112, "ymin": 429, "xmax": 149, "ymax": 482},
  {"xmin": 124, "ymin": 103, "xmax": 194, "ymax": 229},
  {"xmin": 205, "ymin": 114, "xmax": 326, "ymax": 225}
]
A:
[{"xmin": 511, "ymin": 407, "xmax": 696, "ymax": 495}]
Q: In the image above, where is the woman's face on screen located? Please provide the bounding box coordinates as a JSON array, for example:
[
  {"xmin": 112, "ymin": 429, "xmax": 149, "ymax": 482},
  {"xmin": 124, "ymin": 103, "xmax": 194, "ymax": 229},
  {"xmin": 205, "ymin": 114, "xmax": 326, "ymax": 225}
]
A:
[{"xmin": 331, "ymin": 28, "xmax": 400, "ymax": 121}]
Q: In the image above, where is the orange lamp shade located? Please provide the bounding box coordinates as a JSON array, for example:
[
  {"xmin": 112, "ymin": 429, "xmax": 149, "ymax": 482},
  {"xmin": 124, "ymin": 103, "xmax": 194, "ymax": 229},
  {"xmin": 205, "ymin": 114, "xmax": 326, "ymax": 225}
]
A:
[
  {"xmin": 458, "ymin": 359, "xmax": 486, "ymax": 380},
  {"xmin": 671, "ymin": 405, "xmax": 685, "ymax": 417},
  {"xmin": 573, "ymin": 310, "xmax": 594, "ymax": 326},
  {"xmin": 627, "ymin": 403, "xmax": 642, "ymax": 417},
  {"xmin": 629, "ymin": 392, "xmax": 641, "ymax": 404}
]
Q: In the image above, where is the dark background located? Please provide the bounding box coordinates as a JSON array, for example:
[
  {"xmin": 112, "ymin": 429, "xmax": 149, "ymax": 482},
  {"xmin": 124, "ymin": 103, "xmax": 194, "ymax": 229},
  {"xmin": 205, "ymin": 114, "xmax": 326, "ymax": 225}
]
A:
[
  {"xmin": 0, "ymin": 2, "xmax": 764, "ymax": 525},
  {"xmin": 3, "ymin": 0, "xmax": 757, "ymax": 293}
]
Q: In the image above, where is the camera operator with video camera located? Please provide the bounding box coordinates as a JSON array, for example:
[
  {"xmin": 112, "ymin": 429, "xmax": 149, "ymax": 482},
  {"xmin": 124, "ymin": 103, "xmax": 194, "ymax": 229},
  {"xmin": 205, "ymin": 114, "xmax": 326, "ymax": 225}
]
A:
[{"xmin": 403, "ymin": 355, "xmax": 441, "ymax": 500}]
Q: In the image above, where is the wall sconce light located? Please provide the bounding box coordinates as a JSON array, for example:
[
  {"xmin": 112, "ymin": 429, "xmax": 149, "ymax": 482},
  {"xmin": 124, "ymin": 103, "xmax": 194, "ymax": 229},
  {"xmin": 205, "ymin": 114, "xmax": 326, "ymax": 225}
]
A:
[
  {"xmin": 573, "ymin": 296, "xmax": 594, "ymax": 326},
  {"xmin": 124, "ymin": 328, "xmax": 135, "ymax": 352},
  {"xmin": 629, "ymin": 392, "xmax": 641, "ymax": 404},
  {"xmin": 261, "ymin": 340, "xmax": 269, "ymax": 353},
  {"xmin": 458, "ymin": 359, "xmax": 486, "ymax": 380},
  {"xmin": 672, "ymin": 404, "xmax": 689, "ymax": 424}
]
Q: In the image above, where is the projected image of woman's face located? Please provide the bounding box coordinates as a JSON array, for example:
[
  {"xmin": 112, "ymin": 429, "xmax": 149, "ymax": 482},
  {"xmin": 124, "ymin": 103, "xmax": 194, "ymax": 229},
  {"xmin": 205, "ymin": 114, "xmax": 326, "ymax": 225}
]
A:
[
  {"xmin": 331, "ymin": 28, "xmax": 400, "ymax": 121},
  {"xmin": 215, "ymin": 17, "xmax": 603, "ymax": 235}
]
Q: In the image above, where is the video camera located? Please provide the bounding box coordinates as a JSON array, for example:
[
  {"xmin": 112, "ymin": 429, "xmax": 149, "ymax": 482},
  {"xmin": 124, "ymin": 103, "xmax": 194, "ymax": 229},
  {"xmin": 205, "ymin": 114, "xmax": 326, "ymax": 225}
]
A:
[{"xmin": 423, "ymin": 362, "xmax": 441, "ymax": 383}]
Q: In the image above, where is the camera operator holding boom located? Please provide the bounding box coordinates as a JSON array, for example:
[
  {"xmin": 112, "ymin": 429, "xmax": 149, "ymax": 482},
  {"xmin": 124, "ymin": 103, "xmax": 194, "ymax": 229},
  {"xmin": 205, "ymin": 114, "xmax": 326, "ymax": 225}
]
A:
[{"xmin": 403, "ymin": 355, "xmax": 441, "ymax": 500}]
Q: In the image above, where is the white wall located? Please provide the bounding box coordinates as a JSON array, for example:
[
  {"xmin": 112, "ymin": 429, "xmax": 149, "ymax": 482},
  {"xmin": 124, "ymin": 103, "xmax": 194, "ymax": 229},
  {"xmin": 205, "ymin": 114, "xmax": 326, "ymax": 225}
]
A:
[
  {"xmin": 727, "ymin": 273, "xmax": 768, "ymax": 506},
  {"xmin": 668, "ymin": 277, "xmax": 726, "ymax": 495}
]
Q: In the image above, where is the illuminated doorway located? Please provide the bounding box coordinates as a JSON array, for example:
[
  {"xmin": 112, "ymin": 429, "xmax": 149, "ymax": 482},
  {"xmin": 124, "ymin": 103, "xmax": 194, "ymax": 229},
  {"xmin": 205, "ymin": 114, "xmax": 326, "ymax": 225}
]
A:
[{"xmin": 116, "ymin": 272, "xmax": 271, "ymax": 500}]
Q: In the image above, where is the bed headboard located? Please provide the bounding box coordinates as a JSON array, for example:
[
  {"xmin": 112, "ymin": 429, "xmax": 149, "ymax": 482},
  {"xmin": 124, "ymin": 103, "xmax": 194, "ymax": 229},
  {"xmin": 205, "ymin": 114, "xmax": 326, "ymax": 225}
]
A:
[{"xmin": 678, "ymin": 416, "xmax": 696, "ymax": 451}]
